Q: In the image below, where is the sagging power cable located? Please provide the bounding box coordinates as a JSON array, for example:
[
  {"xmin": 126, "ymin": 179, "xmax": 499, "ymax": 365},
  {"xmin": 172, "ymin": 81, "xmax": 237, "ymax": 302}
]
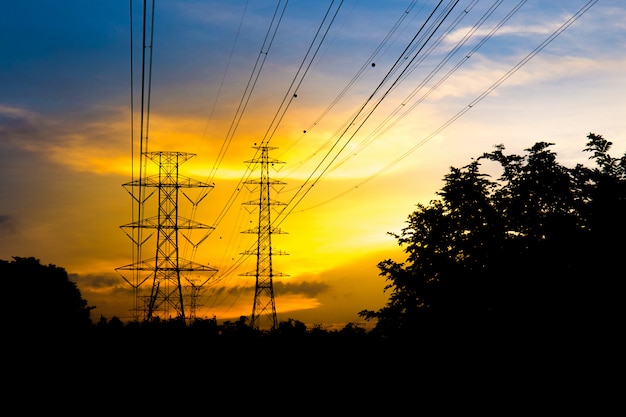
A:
[{"xmin": 298, "ymin": 0, "xmax": 598, "ymax": 212}]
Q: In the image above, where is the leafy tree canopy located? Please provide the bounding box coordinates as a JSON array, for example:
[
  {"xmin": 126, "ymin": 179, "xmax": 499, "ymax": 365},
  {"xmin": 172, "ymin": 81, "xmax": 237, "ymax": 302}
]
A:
[
  {"xmin": 2, "ymin": 256, "xmax": 94, "ymax": 335},
  {"xmin": 360, "ymin": 133, "xmax": 625, "ymax": 340}
]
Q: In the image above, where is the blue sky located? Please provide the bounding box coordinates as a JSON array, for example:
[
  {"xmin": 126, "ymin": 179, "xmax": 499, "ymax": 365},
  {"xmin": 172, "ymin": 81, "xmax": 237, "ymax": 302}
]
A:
[{"xmin": 1, "ymin": 0, "xmax": 624, "ymax": 328}]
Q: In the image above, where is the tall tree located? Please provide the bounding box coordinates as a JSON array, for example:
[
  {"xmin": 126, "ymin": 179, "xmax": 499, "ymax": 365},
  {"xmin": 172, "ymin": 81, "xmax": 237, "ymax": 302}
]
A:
[{"xmin": 360, "ymin": 133, "xmax": 625, "ymax": 339}]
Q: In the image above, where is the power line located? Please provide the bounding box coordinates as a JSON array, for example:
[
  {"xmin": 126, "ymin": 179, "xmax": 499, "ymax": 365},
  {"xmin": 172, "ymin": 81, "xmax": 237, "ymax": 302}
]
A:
[
  {"xmin": 200, "ymin": 1, "xmax": 458, "ymax": 288},
  {"xmin": 180, "ymin": 1, "xmax": 599, "ymax": 315},
  {"xmin": 182, "ymin": 1, "xmax": 291, "ymax": 283},
  {"xmin": 296, "ymin": 0, "xmax": 598, "ymax": 212},
  {"xmin": 199, "ymin": 1, "xmax": 250, "ymax": 146},
  {"xmin": 278, "ymin": 0, "xmax": 422, "ymax": 171},
  {"xmin": 260, "ymin": 0, "xmax": 344, "ymax": 148},
  {"xmin": 195, "ymin": 2, "xmax": 346, "ymax": 294},
  {"xmin": 205, "ymin": 0, "xmax": 290, "ymax": 187},
  {"xmin": 204, "ymin": 1, "xmax": 343, "ymax": 234},
  {"xmin": 274, "ymin": 0, "xmax": 460, "ymax": 226},
  {"xmin": 124, "ymin": 0, "xmax": 156, "ymax": 320},
  {"xmin": 327, "ymin": 0, "xmax": 508, "ymax": 175}
]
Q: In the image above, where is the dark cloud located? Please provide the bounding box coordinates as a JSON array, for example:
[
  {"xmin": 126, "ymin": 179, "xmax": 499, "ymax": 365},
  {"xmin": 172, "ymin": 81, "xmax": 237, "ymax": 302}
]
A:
[
  {"xmin": 203, "ymin": 279, "xmax": 330, "ymax": 298},
  {"xmin": 109, "ymin": 285, "xmax": 135, "ymax": 298},
  {"xmin": 0, "ymin": 107, "xmax": 67, "ymax": 159},
  {"xmin": 0, "ymin": 103, "xmax": 127, "ymax": 161},
  {"xmin": 0, "ymin": 214, "xmax": 17, "ymax": 235},
  {"xmin": 274, "ymin": 280, "xmax": 330, "ymax": 297},
  {"xmin": 0, "ymin": 108, "xmax": 40, "ymax": 142},
  {"xmin": 69, "ymin": 272, "xmax": 123, "ymax": 290},
  {"xmin": 215, "ymin": 284, "xmax": 253, "ymax": 296}
]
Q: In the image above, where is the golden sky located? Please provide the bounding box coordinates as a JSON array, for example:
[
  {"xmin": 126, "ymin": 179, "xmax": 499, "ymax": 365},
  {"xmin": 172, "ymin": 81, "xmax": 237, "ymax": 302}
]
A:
[{"xmin": 1, "ymin": 0, "xmax": 625, "ymax": 329}]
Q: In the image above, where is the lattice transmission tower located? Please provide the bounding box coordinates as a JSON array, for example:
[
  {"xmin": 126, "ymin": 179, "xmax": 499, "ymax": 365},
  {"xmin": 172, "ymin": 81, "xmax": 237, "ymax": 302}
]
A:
[
  {"xmin": 240, "ymin": 146, "xmax": 288, "ymax": 331},
  {"xmin": 116, "ymin": 151, "xmax": 217, "ymax": 323}
]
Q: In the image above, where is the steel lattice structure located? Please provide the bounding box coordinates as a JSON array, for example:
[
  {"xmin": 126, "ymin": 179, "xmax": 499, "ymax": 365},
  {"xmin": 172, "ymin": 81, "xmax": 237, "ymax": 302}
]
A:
[
  {"xmin": 240, "ymin": 146, "xmax": 288, "ymax": 331},
  {"xmin": 116, "ymin": 151, "xmax": 217, "ymax": 322}
]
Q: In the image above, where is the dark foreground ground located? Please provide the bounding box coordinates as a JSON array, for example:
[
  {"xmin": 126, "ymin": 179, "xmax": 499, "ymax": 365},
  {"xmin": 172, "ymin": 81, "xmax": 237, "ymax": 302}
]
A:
[{"xmin": 7, "ymin": 327, "xmax": 620, "ymax": 414}]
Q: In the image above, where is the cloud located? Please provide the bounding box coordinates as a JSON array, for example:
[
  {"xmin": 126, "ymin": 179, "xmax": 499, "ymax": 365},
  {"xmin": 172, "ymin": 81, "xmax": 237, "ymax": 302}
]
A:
[
  {"xmin": 0, "ymin": 105, "xmax": 40, "ymax": 140},
  {"xmin": 274, "ymin": 280, "xmax": 330, "ymax": 297},
  {"xmin": 0, "ymin": 102, "xmax": 132, "ymax": 175},
  {"xmin": 444, "ymin": 22, "xmax": 561, "ymax": 49},
  {"xmin": 200, "ymin": 277, "xmax": 330, "ymax": 299},
  {"xmin": 70, "ymin": 272, "xmax": 123, "ymax": 290},
  {"xmin": 0, "ymin": 215, "xmax": 17, "ymax": 235}
]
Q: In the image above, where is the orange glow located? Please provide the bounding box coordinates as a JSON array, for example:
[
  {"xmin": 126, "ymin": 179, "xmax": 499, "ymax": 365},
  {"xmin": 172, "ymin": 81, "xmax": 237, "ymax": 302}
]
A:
[{"xmin": 1, "ymin": 1, "xmax": 624, "ymax": 329}]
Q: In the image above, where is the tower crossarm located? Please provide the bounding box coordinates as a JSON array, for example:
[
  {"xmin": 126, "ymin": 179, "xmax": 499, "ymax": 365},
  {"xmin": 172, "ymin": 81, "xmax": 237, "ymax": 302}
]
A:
[{"xmin": 120, "ymin": 216, "xmax": 214, "ymax": 230}]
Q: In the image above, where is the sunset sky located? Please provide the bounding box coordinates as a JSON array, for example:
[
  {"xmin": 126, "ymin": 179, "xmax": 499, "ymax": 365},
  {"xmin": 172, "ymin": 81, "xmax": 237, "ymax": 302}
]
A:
[{"xmin": 1, "ymin": 0, "xmax": 624, "ymax": 329}]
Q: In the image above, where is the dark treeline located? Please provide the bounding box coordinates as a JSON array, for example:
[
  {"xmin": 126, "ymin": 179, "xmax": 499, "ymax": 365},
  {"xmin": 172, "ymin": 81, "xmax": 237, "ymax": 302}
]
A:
[
  {"xmin": 3, "ymin": 133, "xmax": 624, "ymax": 356},
  {"xmin": 2, "ymin": 255, "xmax": 370, "ymax": 338},
  {"xmin": 4, "ymin": 133, "xmax": 624, "ymax": 407}
]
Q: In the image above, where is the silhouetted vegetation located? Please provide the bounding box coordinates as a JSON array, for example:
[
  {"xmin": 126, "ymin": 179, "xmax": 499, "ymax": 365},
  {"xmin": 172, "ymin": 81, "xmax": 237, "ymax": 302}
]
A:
[
  {"xmin": 4, "ymin": 134, "xmax": 623, "ymax": 358},
  {"xmin": 360, "ymin": 133, "xmax": 625, "ymax": 342},
  {"xmin": 1, "ymin": 254, "xmax": 372, "ymax": 348},
  {"xmin": 3, "ymin": 256, "xmax": 94, "ymax": 337}
]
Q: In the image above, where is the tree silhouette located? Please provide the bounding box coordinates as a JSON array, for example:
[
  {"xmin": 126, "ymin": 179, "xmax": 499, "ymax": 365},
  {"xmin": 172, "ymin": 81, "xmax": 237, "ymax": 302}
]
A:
[
  {"xmin": 2, "ymin": 256, "xmax": 94, "ymax": 337},
  {"xmin": 360, "ymin": 133, "xmax": 625, "ymax": 340}
]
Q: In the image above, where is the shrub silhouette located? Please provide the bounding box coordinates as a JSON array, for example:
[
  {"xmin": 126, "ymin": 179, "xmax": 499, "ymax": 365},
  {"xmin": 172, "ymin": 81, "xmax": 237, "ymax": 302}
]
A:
[{"xmin": 2, "ymin": 256, "xmax": 94, "ymax": 339}]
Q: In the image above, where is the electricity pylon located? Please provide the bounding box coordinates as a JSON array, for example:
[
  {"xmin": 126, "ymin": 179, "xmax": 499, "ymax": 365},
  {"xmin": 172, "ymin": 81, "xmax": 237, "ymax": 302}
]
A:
[
  {"xmin": 116, "ymin": 151, "xmax": 217, "ymax": 323},
  {"xmin": 240, "ymin": 146, "xmax": 288, "ymax": 331}
]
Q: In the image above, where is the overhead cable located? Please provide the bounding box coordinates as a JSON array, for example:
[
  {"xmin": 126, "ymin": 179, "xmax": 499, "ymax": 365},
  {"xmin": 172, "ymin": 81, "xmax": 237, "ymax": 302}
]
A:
[{"xmin": 297, "ymin": 0, "xmax": 598, "ymax": 212}]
